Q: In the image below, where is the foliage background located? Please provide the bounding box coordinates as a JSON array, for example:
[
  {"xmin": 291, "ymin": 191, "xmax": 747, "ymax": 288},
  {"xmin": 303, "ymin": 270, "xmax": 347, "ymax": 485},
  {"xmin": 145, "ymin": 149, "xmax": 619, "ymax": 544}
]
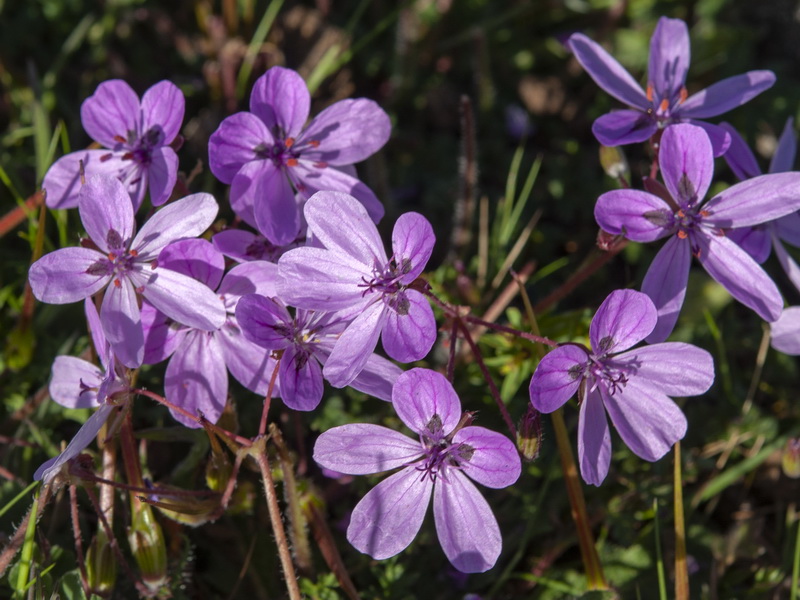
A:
[{"xmin": 2, "ymin": 0, "xmax": 800, "ymax": 598}]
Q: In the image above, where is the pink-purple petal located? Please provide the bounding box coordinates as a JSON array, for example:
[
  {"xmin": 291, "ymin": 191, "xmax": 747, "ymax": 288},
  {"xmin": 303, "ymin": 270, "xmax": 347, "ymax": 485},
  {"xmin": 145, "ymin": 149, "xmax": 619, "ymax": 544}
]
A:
[
  {"xmin": 323, "ymin": 301, "xmax": 386, "ymax": 388},
  {"xmin": 613, "ymin": 343, "xmax": 714, "ymax": 396},
  {"xmin": 293, "ymin": 163, "xmax": 385, "ymax": 224},
  {"xmin": 101, "ymin": 277, "xmax": 144, "ymax": 368},
  {"xmin": 80, "ymin": 80, "xmax": 140, "ymax": 149},
  {"xmin": 577, "ymin": 389, "xmax": 611, "ymax": 486},
  {"xmin": 347, "ymin": 354, "xmax": 403, "ymax": 402},
  {"xmin": 147, "ymin": 147, "xmax": 179, "ymax": 207},
  {"xmin": 592, "ymin": 110, "xmax": 658, "ymax": 146},
  {"xmin": 703, "ymin": 172, "xmax": 800, "ymax": 229},
  {"xmin": 249, "ymin": 66, "xmax": 310, "ymax": 138},
  {"xmin": 43, "ymin": 150, "xmax": 129, "ymax": 210},
  {"xmin": 132, "ymin": 192, "xmax": 218, "ymax": 259},
  {"xmin": 773, "ymin": 238, "xmax": 800, "ymax": 294},
  {"xmin": 382, "ymin": 290, "xmax": 436, "ymax": 363},
  {"xmin": 770, "ymin": 118, "xmax": 796, "ymax": 174},
  {"xmin": 138, "ymin": 267, "xmax": 226, "ymax": 331},
  {"xmin": 728, "ymin": 226, "xmax": 772, "ymax": 264},
  {"xmin": 720, "ymin": 122, "xmax": 762, "ymax": 180},
  {"xmin": 50, "ymin": 356, "xmax": 102, "ymax": 409},
  {"xmin": 219, "ymin": 261, "xmax": 278, "ymax": 300},
  {"xmin": 601, "ymin": 379, "xmax": 687, "ymax": 462},
  {"xmin": 314, "ymin": 424, "xmax": 422, "ymax": 475},
  {"xmin": 29, "ymin": 247, "xmax": 110, "ymax": 304},
  {"xmin": 648, "ymin": 17, "xmax": 690, "ymax": 104},
  {"xmin": 594, "ymin": 190, "xmax": 673, "ymax": 242},
  {"xmin": 679, "ymin": 71, "xmax": 776, "ymax": 119},
  {"xmin": 695, "ymin": 233, "xmax": 783, "ymax": 322},
  {"xmin": 79, "ymin": 176, "xmax": 135, "ymax": 253},
  {"xmin": 278, "ymin": 345, "xmax": 323, "ymax": 411},
  {"xmin": 140, "ymin": 80, "xmax": 185, "ymax": 143},
  {"xmin": 529, "ymin": 345, "xmax": 587, "ymax": 413},
  {"xmin": 141, "ymin": 301, "xmax": 187, "ymax": 364},
  {"xmin": 590, "ymin": 289, "xmax": 656, "ymax": 354},
  {"xmin": 770, "ymin": 307, "xmax": 800, "ymax": 355},
  {"xmin": 217, "ymin": 322, "xmax": 278, "ymax": 396},
  {"xmin": 687, "ymin": 121, "xmax": 731, "ymax": 157},
  {"xmin": 252, "ymin": 163, "xmax": 301, "ymax": 246},
  {"xmin": 433, "ymin": 470, "xmax": 501, "ymax": 573},
  {"xmin": 235, "ymin": 294, "xmax": 292, "ymax": 350},
  {"xmin": 347, "ymin": 466, "xmax": 432, "ymax": 560},
  {"xmin": 392, "ymin": 212, "xmax": 435, "ymax": 284},
  {"xmin": 392, "ymin": 368, "xmax": 462, "ymax": 436},
  {"xmin": 208, "ymin": 112, "xmax": 273, "ymax": 183},
  {"xmin": 642, "ymin": 235, "xmax": 691, "ymax": 343},
  {"xmin": 659, "ymin": 123, "xmax": 714, "ymax": 205},
  {"xmin": 452, "ymin": 426, "xmax": 521, "ymax": 489}
]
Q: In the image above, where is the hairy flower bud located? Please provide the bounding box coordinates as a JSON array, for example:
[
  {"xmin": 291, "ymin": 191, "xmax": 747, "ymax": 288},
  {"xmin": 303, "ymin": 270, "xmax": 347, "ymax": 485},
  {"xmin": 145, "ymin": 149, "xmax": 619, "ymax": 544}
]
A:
[
  {"xmin": 782, "ymin": 438, "xmax": 800, "ymax": 479},
  {"xmin": 86, "ymin": 533, "xmax": 117, "ymax": 597},
  {"xmin": 128, "ymin": 505, "xmax": 168, "ymax": 592},
  {"xmin": 517, "ymin": 405, "xmax": 542, "ymax": 462}
]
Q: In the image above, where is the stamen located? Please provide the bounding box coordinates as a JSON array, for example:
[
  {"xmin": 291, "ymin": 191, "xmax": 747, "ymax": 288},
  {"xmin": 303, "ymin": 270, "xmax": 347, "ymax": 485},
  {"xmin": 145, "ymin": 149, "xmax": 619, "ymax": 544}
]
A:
[
  {"xmin": 284, "ymin": 137, "xmax": 295, "ymax": 148},
  {"xmin": 309, "ymin": 140, "xmax": 320, "ymax": 148},
  {"xmin": 113, "ymin": 135, "xmax": 127, "ymax": 143},
  {"xmin": 114, "ymin": 278, "xmax": 121, "ymax": 288},
  {"xmin": 313, "ymin": 161, "xmax": 328, "ymax": 169},
  {"xmin": 677, "ymin": 209, "xmax": 685, "ymax": 218},
  {"xmin": 659, "ymin": 98, "xmax": 670, "ymax": 113},
  {"xmin": 677, "ymin": 230, "xmax": 688, "ymax": 239},
  {"xmin": 699, "ymin": 210, "xmax": 710, "ymax": 218},
  {"xmin": 286, "ymin": 158, "xmax": 299, "ymax": 167},
  {"xmin": 129, "ymin": 249, "xmax": 138, "ymax": 257},
  {"xmin": 121, "ymin": 152, "xmax": 134, "ymax": 161},
  {"xmin": 99, "ymin": 153, "xmax": 114, "ymax": 162},
  {"xmin": 679, "ymin": 87, "xmax": 688, "ymax": 104},
  {"xmin": 646, "ymin": 83, "xmax": 654, "ymax": 102}
]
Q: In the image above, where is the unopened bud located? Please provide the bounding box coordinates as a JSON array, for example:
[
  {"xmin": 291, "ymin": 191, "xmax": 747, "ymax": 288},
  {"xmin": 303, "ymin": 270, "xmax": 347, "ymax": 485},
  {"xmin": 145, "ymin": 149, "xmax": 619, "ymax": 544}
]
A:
[
  {"xmin": 517, "ymin": 405, "xmax": 543, "ymax": 462},
  {"xmin": 599, "ymin": 145, "xmax": 629, "ymax": 181},
  {"xmin": 86, "ymin": 533, "xmax": 117, "ymax": 597},
  {"xmin": 782, "ymin": 438, "xmax": 800, "ymax": 478},
  {"xmin": 128, "ymin": 505, "xmax": 168, "ymax": 592}
]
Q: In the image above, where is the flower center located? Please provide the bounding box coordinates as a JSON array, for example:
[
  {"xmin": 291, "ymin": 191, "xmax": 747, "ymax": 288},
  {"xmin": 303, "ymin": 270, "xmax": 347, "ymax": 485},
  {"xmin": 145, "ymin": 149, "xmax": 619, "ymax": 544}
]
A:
[{"xmin": 646, "ymin": 83, "xmax": 689, "ymax": 125}]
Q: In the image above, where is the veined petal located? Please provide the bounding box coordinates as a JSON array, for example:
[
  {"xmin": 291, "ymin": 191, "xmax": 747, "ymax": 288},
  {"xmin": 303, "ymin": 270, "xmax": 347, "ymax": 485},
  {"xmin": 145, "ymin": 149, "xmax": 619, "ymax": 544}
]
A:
[
  {"xmin": 140, "ymin": 80, "xmax": 184, "ymax": 143},
  {"xmin": 704, "ymin": 172, "xmax": 800, "ymax": 228},
  {"xmin": 434, "ymin": 470, "xmax": 501, "ymax": 573},
  {"xmin": 250, "ymin": 66, "xmax": 310, "ymax": 138},
  {"xmin": 392, "ymin": 212, "xmax": 435, "ymax": 283},
  {"xmin": 147, "ymin": 147, "xmax": 179, "ymax": 207},
  {"xmin": 323, "ymin": 301, "xmax": 386, "ymax": 387},
  {"xmin": 727, "ymin": 226, "xmax": 771, "ymax": 264},
  {"xmin": 43, "ymin": 150, "xmax": 131, "ymax": 210},
  {"xmin": 314, "ymin": 424, "xmax": 422, "ymax": 474},
  {"xmin": 34, "ymin": 404, "xmax": 115, "ymax": 483},
  {"xmin": 773, "ymin": 238, "xmax": 800, "ymax": 295},
  {"xmin": 382, "ymin": 290, "xmax": 436, "ymax": 363},
  {"xmin": 659, "ymin": 123, "xmax": 714, "ymax": 205},
  {"xmin": 392, "ymin": 368, "xmax": 462, "ymax": 436},
  {"xmin": 347, "ymin": 466, "xmax": 432, "ymax": 560},
  {"xmin": 165, "ymin": 332, "xmax": 228, "ymax": 427},
  {"xmin": 80, "ymin": 80, "xmax": 140, "ymax": 149},
  {"xmin": 278, "ymin": 345, "xmax": 323, "ymax": 411},
  {"xmin": 679, "ymin": 70, "xmax": 776, "ymax": 119},
  {"xmin": 595, "ymin": 190, "xmax": 674, "ymax": 242},
  {"xmin": 208, "ymin": 112, "xmax": 273, "ymax": 183},
  {"xmin": 648, "ymin": 17, "xmax": 690, "ymax": 104},
  {"xmin": 219, "ymin": 260, "xmax": 279, "ymax": 300},
  {"xmin": 770, "ymin": 117, "xmax": 796, "ymax": 174},
  {"xmin": 29, "ymin": 247, "xmax": 109, "ymax": 304},
  {"xmin": 720, "ymin": 122, "xmax": 762, "ymax": 180},
  {"xmin": 50, "ymin": 356, "xmax": 102, "ymax": 409},
  {"xmin": 251, "ymin": 162, "xmax": 300, "ymax": 246},
  {"xmin": 688, "ymin": 121, "xmax": 731, "ymax": 157},
  {"xmin": 613, "ymin": 343, "xmax": 714, "ymax": 396},
  {"xmin": 141, "ymin": 301, "xmax": 186, "ymax": 364},
  {"xmin": 590, "ymin": 289, "xmax": 657, "ymax": 354},
  {"xmin": 132, "ymin": 192, "xmax": 218, "ymax": 259},
  {"xmin": 79, "ymin": 176, "xmax": 135, "ymax": 253},
  {"xmin": 642, "ymin": 235, "xmax": 691, "ymax": 343},
  {"xmin": 157, "ymin": 238, "xmax": 225, "ymax": 290},
  {"xmin": 529, "ymin": 344, "xmax": 587, "ymax": 413},
  {"xmin": 578, "ymin": 389, "xmax": 612, "ymax": 486},
  {"xmin": 346, "ymin": 353, "xmax": 402, "ymax": 402},
  {"xmin": 601, "ymin": 378, "xmax": 687, "ymax": 462},
  {"xmin": 228, "ymin": 160, "xmax": 263, "ymax": 228},
  {"xmin": 138, "ymin": 267, "xmax": 226, "ymax": 331},
  {"xmin": 101, "ymin": 276, "xmax": 144, "ymax": 368},
  {"xmin": 452, "ymin": 426, "xmax": 521, "ymax": 489},
  {"xmin": 218, "ymin": 321, "xmax": 277, "ymax": 396},
  {"xmin": 212, "ymin": 229, "xmax": 292, "ymax": 264},
  {"xmin": 695, "ymin": 232, "xmax": 783, "ymax": 322},
  {"xmin": 299, "ymin": 98, "xmax": 391, "ymax": 164},
  {"xmin": 568, "ymin": 34, "xmax": 649, "ymax": 109},
  {"xmin": 84, "ymin": 297, "xmax": 107, "ymax": 364},
  {"xmin": 770, "ymin": 307, "xmax": 800, "ymax": 355},
  {"xmin": 592, "ymin": 110, "xmax": 657, "ymax": 146},
  {"xmin": 303, "ymin": 191, "xmax": 386, "ymax": 264},
  {"xmin": 775, "ymin": 213, "xmax": 800, "ymax": 247},
  {"xmin": 292, "ymin": 162, "xmax": 385, "ymax": 224},
  {"xmin": 277, "ymin": 246, "xmax": 371, "ymax": 311}
]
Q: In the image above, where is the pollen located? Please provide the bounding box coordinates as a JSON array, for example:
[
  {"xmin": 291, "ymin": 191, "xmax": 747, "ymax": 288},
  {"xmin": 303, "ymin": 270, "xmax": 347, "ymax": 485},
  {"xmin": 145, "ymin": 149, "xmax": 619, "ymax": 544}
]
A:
[
  {"xmin": 114, "ymin": 278, "xmax": 122, "ymax": 288},
  {"xmin": 309, "ymin": 140, "xmax": 320, "ymax": 148},
  {"xmin": 699, "ymin": 210, "xmax": 710, "ymax": 217},
  {"xmin": 677, "ymin": 230, "xmax": 688, "ymax": 239},
  {"xmin": 285, "ymin": 137, "xmax": 295, "ymax": 148},
  {"xmin": 677, "ymin": 210, "xmax": 685, "ymax": 218},
  {"xmin": 107, "ymin": 253, "xmax": 115, "ymax": 261},
  {"xmin": 646, "ymin": 83, "xmax": 654, "ymax": 102},
  {"xmin": 659, "ymin": 98, "xmax": 670, "ymax": 112},
  {"xmin": 313, "ymin": 161, "xmax": 328, "ymax": 169},
  {"xmin": 286, "ymin": 158, "xmax": 299, "ymax": 167},
  {"xmin": 679, "ymin": 87, "xmax": 688, "ymax": 104},
  {"xmin": 129, "ymin": 249, "xmax": 138, "ymax": 256},
  {"xmin": 113, "ymin": 135, "xmax": 127, "ymax": 143}
]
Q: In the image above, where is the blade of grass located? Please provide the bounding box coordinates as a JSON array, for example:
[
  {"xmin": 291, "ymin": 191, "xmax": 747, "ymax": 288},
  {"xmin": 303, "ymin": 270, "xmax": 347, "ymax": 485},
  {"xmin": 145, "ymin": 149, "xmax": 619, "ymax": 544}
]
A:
[
  {"xmin": 503, "ymin": 155, "xmax": 542, "ymax": 245},
  {"xmin": 13, "ymin": 488, "xmax": 39, "ymax": 596},
  {"xmin": 674, "ymin": 442, "xmax": 689, "ymax": 600},
  {"xmin": 703, "ymin": 308, "xmax": 733, "ymax": 404},
  {"xmin": 236, "ymin": 0, "xmax": 284, "ymax": 99},
  {"xmin": 792, "ymin": 515, "xmax": 800, "ymax": 600},
  {"xmin": 0, "ymin": 482, "xmax": 39, "ymax": 521},
  {"xmin": 653, "ymin": 499, "xmax": 668, "ymax": 600}
]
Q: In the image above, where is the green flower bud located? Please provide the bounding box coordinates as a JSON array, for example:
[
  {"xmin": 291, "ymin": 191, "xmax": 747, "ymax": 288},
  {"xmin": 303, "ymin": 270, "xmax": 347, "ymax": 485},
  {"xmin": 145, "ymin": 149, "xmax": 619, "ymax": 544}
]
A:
[
  {"xmin": 782, "ymin": 438, "xmax": 800, "ymax": 479},
  {"xmin": 128, "ymin": 504, "xmax": 168, "ymax": 592},
  {"xmin": 86, "ymin": 533, "xmax": 117, "ymax": 597}
]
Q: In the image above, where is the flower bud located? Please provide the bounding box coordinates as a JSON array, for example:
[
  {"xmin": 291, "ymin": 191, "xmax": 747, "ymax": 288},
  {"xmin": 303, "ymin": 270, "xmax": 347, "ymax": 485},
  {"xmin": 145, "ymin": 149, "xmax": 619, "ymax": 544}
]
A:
[
  {"xmin": 599, "ymin": 145, "xmax": 629, "ymax": 181},
  {"xmin": 782, "ymin": 438, "xmax": 800, "ymax": 479},
  {"xmin": 86, "ymin": 533, "xmax": 117, "ymax": 597},
  {"xmin": 127, "ymin": 504, "xmax": 168, "ymax": 592},
  {"xmin": 517, "ymin": 405, "xmax": 542, "ymax": 462}
]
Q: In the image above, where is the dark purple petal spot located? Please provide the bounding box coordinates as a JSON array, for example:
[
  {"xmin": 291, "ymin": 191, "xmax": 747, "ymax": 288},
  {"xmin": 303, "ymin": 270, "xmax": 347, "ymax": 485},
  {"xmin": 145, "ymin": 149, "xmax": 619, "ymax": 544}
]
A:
[
  {"xmin": 455, "ymin": 443, "xmax": 475, "ymax": 463},
  {"xmin": 426, "ymin": 413, "xmax": 443, "ymax": 435},
  {"xmin": 677, "ymin": 173, "xmax": 697, "ymax": 204},
  {"xmin": 596, "ymin": 336, "xmax": 614, "ymax": 354},
  {"xmin": 643, "ymin": 209, "xmax": 673, "ymax": 228},
  {"xmin": 568, "ymin": 364, "xmax": 584, "ymax": 381},
  {"xmin": 86, "ymin": 259, "xmax": 111, "ymax": 277},
  {"xmin": 106, "ymin": 229, "xmax": 124, "ymax": 250},
  {"xmin": 390, "ymin": 293, "xmax": 410, "ymax": 316}
]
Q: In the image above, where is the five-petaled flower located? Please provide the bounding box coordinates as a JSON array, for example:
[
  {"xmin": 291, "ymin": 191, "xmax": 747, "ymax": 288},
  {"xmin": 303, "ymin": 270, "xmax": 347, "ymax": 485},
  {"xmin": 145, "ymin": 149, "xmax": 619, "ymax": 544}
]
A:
[
  {"xmin": 569, "ymin": 17, "xmax": 775, "ymax": 155},
  {"xmin": 208, "ymin": 66, "xmax": 390, "ymax": 245},
  {"xmin": 314, "ymin": 368, "xmax": 521, "ymax": 572},
  {"xmin": 43, "ymin": 80, "xmax": 184, "ymax": 210},
  {"xmin": 595, "ymin": 123, "xmax": 800, "ymax": 342},
  {"xmin": 529, "ymin": 289, "xmax": 714, "ymax": 485}
]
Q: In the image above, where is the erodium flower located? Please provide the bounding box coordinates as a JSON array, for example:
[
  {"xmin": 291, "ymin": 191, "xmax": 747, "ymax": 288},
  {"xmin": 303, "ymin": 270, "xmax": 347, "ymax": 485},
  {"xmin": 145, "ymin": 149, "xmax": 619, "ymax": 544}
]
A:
[
  {"xmin": 595, "ymin": 123, "xmax": 800, "ymax": 342},
  {"xmin": 235, "ymin": 291, "xmax": 402, "ymax": 411},
  {"xmin": 720, "ymin": 119, "xmax": 800, "ymax": 292},
  {"xmin": 314, "ymin": 368, "xmax": 521, "ymax": 573},
  {"xmin": 35, "ymin": 299, "xmax": 130, "ymax": 482},
  {"xmin": 28, "ymin": 176, "xmax": 226, "ymax": 368},
  {"xmin": 208, "ymin": 66, "xmax": 390, "ymax": 245},
  {"xmin": 569, "ymin": 16, "xmax": 774, "ymax": 154},
  {"xmin": 43, "ymin": 80, "xmax": 184, "ymax": 210},
  {"xmin": 770, "ymin": 307, "xmax": 800, "ymax": 355},
  {"xmin": 529, "ymin": 289, "xmax": 714, "ymax": 486},
  {"xmin": 277, "ymin": 191, "xmax": 437, "ymax": 387},
  {"xmin": 140, "ymin": 239, "xmax": 278, "ymax": 427}
]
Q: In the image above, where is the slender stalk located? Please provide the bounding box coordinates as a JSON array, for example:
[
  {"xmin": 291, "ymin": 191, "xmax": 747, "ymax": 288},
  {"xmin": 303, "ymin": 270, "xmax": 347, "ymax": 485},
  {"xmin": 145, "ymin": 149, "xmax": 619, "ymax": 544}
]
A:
[
  {"xmin": 791, "ymin": 513, "xmax": 800, "ymax": 600},
  {"xmin": 674, "ymin": 441, "xmax": 689, "ymax": 600},
  {"xmin": 258, "ymin": 354, "xmax": 281, "ymax": 437},
  {"xmin": 551, "ymin": 409, "xmax": 607, "ymax": 590},
  {"xmin": 69, "ymin": 485, "xmax": 90, "ymax": 596},
  {"xmin": 653, "ymin": 499, "xmax": 668, "ymax": 600},
  {"xmin": 13, "ymin": 488, "xmax": 39, "ymax": 595},
  {"xmin": 446, "ymin": 317, "xmax": 458, "ymax": 382},
  {"xmin": 251, "ymin": 437, "xmax": 301, "ymax": 600}
]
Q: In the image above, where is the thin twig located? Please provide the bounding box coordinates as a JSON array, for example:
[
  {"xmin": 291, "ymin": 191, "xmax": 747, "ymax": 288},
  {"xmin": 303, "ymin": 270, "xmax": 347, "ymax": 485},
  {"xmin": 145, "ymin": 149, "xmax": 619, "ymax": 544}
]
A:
[{"xmin": 69, "ymin": 485, "xmax": 90, "ymax": 597}]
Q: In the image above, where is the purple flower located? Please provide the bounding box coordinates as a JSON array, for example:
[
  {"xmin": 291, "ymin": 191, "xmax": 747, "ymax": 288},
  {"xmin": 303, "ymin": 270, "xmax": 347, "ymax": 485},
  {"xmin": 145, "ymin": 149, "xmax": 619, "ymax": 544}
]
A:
[
  {"xmin": 140, "ymin": 239, "xmax": 279, "ymax": 427},
  {"xmin": 595, "ymin": 123, "xmax": 800, "ymax": 342},
  {"xmin": 35, "ymin": 299, "xmax": 130, "ymax": 482},
  {"xmin": 529, "ymin": 289, "xmax": 714, "ymax": 485},
  {"xmin": 235, "ymin": 292, "xmax": 402, "ymax": 410},
  {"xmin": 208, "ymin": 66, "xmax": 390, "ymax": 245},
  {"xmin": 569, "ymin": 17, "xmax": 774, "ymax": 155},
  {"xmin": 720, "ymin": 119, "xmax": 800, "ymax": 292},
  {"xmin": 212, "ymin": 228, "xmax": 298, "ymax": 263},
  {"xmin": 278, "ymin": 191, "xmax": 437, "ymax": 386},
  {"xmin": 770, "ymin": 307, "xmax": 800, "ymax": 355},
  {"xmin": 44, "ymin": 80, "xmax": 184, "ymax": 210},
  {"xmin": 313, "ymin": 368, "xmax": 521, "ymax": 572},
  {"xmin": 28, "ymin": 176, "xmax": 226, "ymax": 368}
]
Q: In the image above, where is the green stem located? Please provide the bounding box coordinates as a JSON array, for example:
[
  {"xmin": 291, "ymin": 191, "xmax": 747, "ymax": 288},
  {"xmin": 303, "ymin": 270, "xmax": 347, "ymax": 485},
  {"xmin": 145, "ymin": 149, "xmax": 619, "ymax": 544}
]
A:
[
  {"xmin": 674, "ymin": 442, "xmax": 689, "ymax": 600},
  {"xmin": 551, "ymin": 409, "xmax": 607, "ymax": 590},
  {"xmin": 791, "ymin": 512, "xmax": 800, "ymax": 600}
]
